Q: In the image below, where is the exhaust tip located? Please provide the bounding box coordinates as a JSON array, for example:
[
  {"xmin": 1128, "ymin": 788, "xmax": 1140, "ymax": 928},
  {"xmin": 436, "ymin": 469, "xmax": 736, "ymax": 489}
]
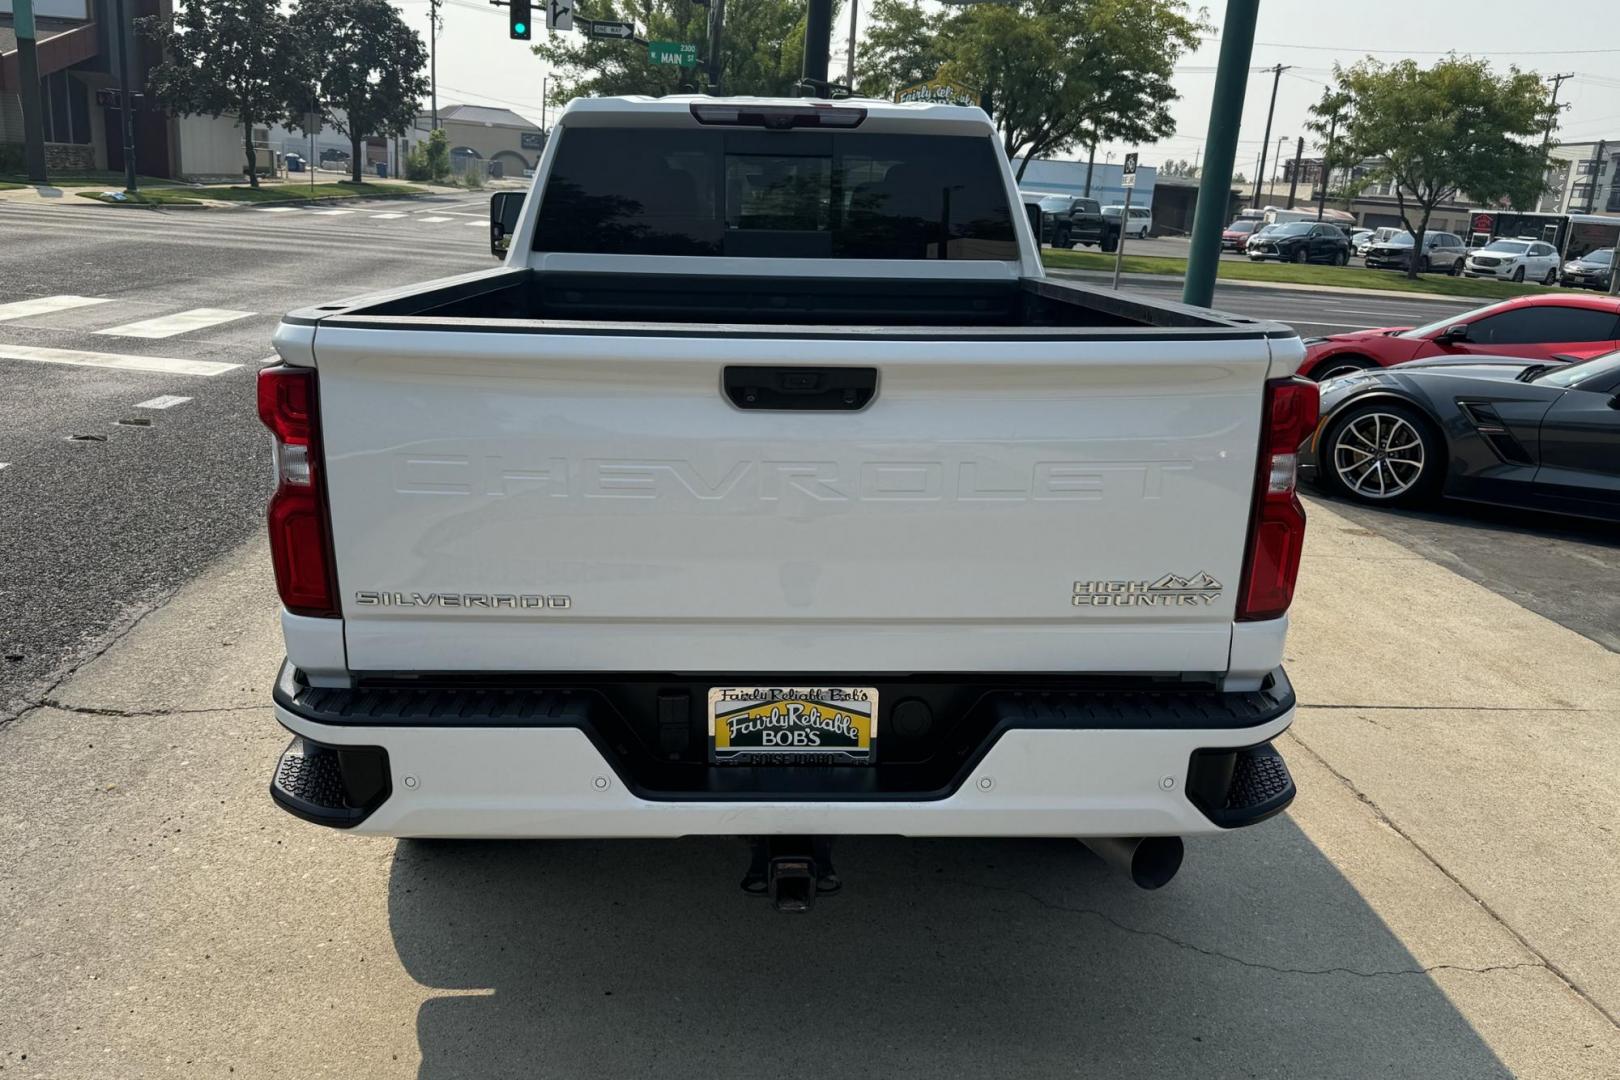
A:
[{"xmin": 1081, "ymin": 835, "xmax": 1185, "ymax": 890}]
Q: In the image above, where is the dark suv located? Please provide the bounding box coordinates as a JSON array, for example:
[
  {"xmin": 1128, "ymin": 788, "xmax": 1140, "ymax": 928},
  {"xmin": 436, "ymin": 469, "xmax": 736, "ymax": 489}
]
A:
[
  {"xmin": 1036, "ymin": 194, "xmax": 1118, "ymax": 251},
  {"xmin": 1247, "ymin": 222, "xmax": 1351, "ymax": 265}
]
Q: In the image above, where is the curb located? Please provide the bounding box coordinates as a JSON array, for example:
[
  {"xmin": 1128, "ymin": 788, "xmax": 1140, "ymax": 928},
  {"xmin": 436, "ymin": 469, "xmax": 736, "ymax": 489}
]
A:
[{"xmin": 69, "ymin": 187, "xmax": 453, "ymax": 212}]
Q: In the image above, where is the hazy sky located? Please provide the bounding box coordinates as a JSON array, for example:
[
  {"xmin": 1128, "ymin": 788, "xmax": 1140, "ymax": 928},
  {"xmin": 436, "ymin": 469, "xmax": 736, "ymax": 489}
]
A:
[{"xmin": 403, "ymin": 0, "xmax": 1620, "ymax": 169}]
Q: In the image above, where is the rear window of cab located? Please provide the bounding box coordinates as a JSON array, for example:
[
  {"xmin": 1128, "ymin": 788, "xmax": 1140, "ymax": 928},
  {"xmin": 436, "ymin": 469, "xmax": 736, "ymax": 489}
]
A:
[{"xmin": 534, "ymin": 127, "xmax": 1019, "ymax": 260}]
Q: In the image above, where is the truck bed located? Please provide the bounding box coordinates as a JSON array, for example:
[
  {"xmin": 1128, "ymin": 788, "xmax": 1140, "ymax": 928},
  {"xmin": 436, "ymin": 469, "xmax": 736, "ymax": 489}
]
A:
[{"xmin": 285, "ymin": 267, "xmax": 1290, "ymax": 338}]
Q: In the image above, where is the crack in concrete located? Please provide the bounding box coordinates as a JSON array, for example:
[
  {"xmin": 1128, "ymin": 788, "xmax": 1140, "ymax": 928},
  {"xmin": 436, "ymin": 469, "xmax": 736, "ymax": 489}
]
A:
[
  {"xmin": 1285, "ymin": 730, "xmax": 1620, "ymax": 1031},
  {"xmin": 929, "ymin": 876, "xmax": 1550, "ymax": 980},
  {"xmin": 34, "ymin": 699, "xmax": 273, "ymax": 719}
]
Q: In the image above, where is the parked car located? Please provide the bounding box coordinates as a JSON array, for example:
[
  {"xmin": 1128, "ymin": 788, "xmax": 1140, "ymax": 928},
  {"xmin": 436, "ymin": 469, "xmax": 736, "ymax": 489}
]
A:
[
  {"xmin": 1245, "ymin": 222, "xmax": 1285, "ymax": 254},
  {"xmin": 263, "ymin": 94, "xmax": 1314, "ymax": 901},
  {"xmin": 1349, "ymin": 228, "xmax": 1374, "ymax": 254},
  {"xmin": 1036, "ymin": 194, "xmax": 1117, "ymax": 250},
  {"xmin": 1561, "ymin": 248, "xmax": 1615, "ymax": 291},
  {"xmin": 1246, "ymin": 221, "xmax": 1352, "ymax": 265},
  {"xmin": 318, "ymin": 147, "xmax": 350, "ymax": 166},
  {"xmin": 1103, "ymin": 204, "xmax": 1151, "ymax": 239},
  {"xmin": 1463, "ymin": 238, "xmax": 1561, "ymax": 284},
  {"xmin": 1356, "ymin": 226, "xmax": 1400, "ymax": 259},
  {"xmin": 1364, "ymin": 230, "xmax": 1467, "ymax": 274},
  {"xmin": 1297, "ymin": 293, "xmax": 1620, "ymax": 380},
  {"xmin": 1222, "ymin": 219, "xmax": 1260, "ymax": 251},
  {"xmin": 1303, "ymin": 348, "xmax": 1620, "ymax": 521}
]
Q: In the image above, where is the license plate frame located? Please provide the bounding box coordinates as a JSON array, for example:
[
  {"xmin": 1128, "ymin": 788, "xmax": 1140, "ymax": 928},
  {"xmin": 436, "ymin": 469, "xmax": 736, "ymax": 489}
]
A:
[{"xmin": 708, "ymin": 686, "xmax": 878, "ymax": 765}]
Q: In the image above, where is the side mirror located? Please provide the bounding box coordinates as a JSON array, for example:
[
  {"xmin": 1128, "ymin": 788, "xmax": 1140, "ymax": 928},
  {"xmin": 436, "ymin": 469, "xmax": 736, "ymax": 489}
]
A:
[
  {"xmin": 489, "ymin": 191, "xmax": 524, "ymax": 259},
  {"xmin": 1438, "ymin": 323, "xmax": 1470, "ymax": 344}
]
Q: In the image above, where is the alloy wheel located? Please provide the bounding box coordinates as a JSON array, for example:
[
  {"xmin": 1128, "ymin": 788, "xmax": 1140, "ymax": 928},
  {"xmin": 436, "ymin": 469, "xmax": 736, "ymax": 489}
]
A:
[{"xmin": 1332, "ymin": 412, "xmax": 1426, "ymax": 499}]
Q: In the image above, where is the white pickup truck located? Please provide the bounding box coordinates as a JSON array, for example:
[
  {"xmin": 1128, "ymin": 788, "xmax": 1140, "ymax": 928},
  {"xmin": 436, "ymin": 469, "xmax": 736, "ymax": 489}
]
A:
[{"xmin": 265, "ymin": 96, "xmax": 1315, "ymax": 909}]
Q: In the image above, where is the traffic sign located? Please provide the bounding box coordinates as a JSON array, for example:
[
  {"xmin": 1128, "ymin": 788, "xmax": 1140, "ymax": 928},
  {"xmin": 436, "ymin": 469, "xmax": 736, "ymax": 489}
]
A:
[
  {"xmin": 586, "ymin": 19, "xmax": 635, "ymax": 39},
  {"xmin": 648, "ymin": 40, "xmax": 697, "ymax": 66},
  {"xmin": 1121, "ymin": 151, "xmax": 1139, "ymax": 188},
  {"xmin": 545, "ymin": 0, "xmax": 572, "ymax": 32}
]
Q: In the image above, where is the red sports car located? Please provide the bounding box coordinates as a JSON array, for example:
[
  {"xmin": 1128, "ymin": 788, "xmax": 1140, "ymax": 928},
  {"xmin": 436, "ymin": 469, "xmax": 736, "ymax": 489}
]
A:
[{"xmin": 1299, "ymin": 294, "xmax": 1620, "ymax": 381}]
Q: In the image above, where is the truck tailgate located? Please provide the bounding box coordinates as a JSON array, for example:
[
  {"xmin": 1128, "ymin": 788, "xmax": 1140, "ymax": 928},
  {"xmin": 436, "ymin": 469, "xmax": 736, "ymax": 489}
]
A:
[{"xmin": 310, "ymin": 326, "xmax": 1270, "ymax": 674}]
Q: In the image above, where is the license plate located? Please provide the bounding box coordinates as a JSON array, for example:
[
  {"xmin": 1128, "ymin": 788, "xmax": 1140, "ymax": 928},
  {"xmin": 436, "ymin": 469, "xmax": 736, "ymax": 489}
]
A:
[{"xmin": 708, "ymin": 687, "xmax": 878, "ymax": 765}]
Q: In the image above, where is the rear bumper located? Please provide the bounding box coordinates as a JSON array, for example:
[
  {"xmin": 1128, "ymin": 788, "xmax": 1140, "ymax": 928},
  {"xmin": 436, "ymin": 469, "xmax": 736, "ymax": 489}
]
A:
[{"xmin": 269, "ymin": 662, "xmax": 1297, "ymax": 838}]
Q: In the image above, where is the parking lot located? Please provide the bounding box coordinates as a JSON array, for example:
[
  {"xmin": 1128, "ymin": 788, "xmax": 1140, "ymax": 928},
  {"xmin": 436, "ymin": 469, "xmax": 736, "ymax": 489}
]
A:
[{"xmin": 2, "ymin": 195, "xmax": 1618, "ymax": 1079}]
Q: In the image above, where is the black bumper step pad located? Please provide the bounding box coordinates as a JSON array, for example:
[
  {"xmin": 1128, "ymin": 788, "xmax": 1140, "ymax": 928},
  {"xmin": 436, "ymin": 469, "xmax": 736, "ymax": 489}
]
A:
[
  {"xmin": 1186, "ymin": 741, "xmax": 1296, "ymax": 829},
  {"xmin": 269, "ymin": 736, "xmax": 391, "ymax": 828}
]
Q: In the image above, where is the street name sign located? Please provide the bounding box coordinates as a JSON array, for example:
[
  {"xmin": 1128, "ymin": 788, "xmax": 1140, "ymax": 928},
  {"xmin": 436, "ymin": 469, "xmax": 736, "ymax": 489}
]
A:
[{"xmin": 649, "ymin": 40, "xmax": 698, "ymax": 66}]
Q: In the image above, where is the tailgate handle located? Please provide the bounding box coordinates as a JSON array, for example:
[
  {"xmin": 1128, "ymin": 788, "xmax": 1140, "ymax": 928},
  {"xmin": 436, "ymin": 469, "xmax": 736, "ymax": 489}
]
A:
[{"xmin": 723, "ymin": 366, "xmax": 877, "ymax": 411}]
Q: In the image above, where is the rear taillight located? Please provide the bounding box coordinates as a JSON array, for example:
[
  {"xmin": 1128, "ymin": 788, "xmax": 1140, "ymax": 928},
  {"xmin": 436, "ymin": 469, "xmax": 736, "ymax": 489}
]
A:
[
  {"xmin": 257, "ymin": 366, "xmax": 339, "ymax": 618},
  {"xmin": 1236, "ymin": 377, "xmax": 1320, "ymax": 621}
]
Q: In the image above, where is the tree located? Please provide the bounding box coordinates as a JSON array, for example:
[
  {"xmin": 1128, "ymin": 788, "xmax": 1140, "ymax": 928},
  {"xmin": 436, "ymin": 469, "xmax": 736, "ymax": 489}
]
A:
[
  {"xmin": 1332, "ymin": 57, "xmax": 1554, "ymax": 278},
  {"xmin": 139, "ymin": 0, "xmax": 298, "ymax": 188},
  {"xmin": 1305, "ymin": 85, "xmax": 1357, "ymax": 218},
  {"xmin": 861, "ymin": 0, "xmax": 1205, "ymax": 181},
  {"xmin": 534, "ymin": 0, "xmax": 813, "ymax": 103},
  {"xmin": 289, "ymin": 0, "xmax": 429, "ymax": 183},
  {"xmin": 1161, "ymin": 158, "xmax": 1199, "ymax": 178}
]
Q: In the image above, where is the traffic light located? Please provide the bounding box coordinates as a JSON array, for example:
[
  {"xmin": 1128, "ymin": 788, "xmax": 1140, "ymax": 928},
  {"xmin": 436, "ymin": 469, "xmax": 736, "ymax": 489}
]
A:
[{"xmin": 510, "ymin": 0, "xmax": 531, "ymax": 39}]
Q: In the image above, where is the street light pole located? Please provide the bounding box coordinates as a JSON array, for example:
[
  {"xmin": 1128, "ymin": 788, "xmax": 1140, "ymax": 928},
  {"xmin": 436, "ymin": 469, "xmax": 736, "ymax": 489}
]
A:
[
  {"xmin": 1251, "ymin": 63, "xmax": 1289, "ymax": 211},
  {"xmin": 1183, "ymin": 0, "xmax": 1261, "ymax": 309},
  {"xmin": 429, "ymin": 0, "xmax": 440, "ymax": 130},
  {"xmin": 800, "ymin": 0, "xmax": 833, "ymax": 94},
  {"xmin": 113, "ymin": 0, "xmax": 138, "ymax": 192},
  {"xmin": 13, "ymin": 0, "xmax": 48, "ymax": 182}
]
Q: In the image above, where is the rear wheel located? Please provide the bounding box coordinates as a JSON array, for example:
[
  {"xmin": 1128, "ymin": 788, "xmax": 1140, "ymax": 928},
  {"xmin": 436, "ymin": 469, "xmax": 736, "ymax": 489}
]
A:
[
  {"xmin": 1311, "ymin": 355, "xmax": 1375, "ymax": 381},
  {"xmin": 1321, "ymin": 401, "xmax": 1442, "ymax": 506},
  {"xmin": 1543, "ymin": 266, "xmax": 1558, "ymax": 285},
  {"xmin": 1336, "ymin": 249, "xmax": 1350, "ymax": 266}
]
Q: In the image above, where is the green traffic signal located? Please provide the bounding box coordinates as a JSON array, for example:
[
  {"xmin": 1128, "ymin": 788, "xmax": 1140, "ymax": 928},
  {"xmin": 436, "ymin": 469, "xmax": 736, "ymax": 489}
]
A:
[{"xmin": 514, "ymin": 21, "xmax": 526, "ymax": 33}]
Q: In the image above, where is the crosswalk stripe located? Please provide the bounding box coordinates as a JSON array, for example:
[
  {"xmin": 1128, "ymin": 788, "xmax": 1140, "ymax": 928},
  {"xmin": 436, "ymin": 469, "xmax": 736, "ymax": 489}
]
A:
[
  {"xmin": 0, "ymin": 295, "xmax": 113, "ymax": 322},
  {"xmin": 311, "ymin": 209, "xmax": 354, "ymax": 216},
  {"xmin": 133, "ymin": 395, "xmax": 193, "ymax": 410},
  {"xmin": 95, "ymin": 307, "xmax": 254, "ymax": 339},
  {"xmin": 0, "ymin": 344, "xmax": 239, "ymax": 377},
  {"xmin": 419, "ymin": 216, "xmax": 452, "ymax": 223},
  {"xmin": 255, "ymin": 207, "xmax": 302, "ymax": 213},
  {"xmin": 369, "ymin": 212, "xmax": 405, "ymax": 219}
]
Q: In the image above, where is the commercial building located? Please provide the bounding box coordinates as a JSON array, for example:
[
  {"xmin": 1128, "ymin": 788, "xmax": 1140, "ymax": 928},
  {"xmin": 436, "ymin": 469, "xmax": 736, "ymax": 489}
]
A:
[
  {"xmin": 1, "ymin": 0, "xmax": 262, "ymax": 179},
  {"xmin": 1535, "ymin": 139, "xmax": 1620, "ymax": 216},
  {"xmin": 411, "ymin": 103, "xmax": 545, "ymax": 178}
]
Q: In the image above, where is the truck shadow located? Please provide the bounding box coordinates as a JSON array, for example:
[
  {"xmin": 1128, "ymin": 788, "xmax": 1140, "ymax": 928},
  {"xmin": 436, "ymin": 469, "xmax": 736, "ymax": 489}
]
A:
[{"xmin": 387, "ymin": 823, "xmax": 1510, "ymax": 1080}]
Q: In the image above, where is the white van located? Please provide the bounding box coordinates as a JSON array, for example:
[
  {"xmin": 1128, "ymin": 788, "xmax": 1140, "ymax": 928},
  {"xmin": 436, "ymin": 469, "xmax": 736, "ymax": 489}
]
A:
[{"xmin": 1104, "ymin": 204, "xmax": 1152, "ymax": 238}]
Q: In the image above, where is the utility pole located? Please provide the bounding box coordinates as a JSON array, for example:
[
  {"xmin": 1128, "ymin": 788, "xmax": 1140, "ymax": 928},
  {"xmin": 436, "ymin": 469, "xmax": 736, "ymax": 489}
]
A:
[
  {"xmin": 1251, "ymin": 63, "xmax": 1289, "ymax": 210},
  {"xmin": 706, "ymin": 0, "xmax": 726, "ymax": 94},
  {"xmin": 1285, "ymin": 136, "xmax": 1303, "ymax": 209},
  {"xmin": 1528, "ymin": 72, "xmax": 1572, "ymax": 211},
  {"xmin": 1316, "ymin": 111, "xmax": 1338, "ymax": 222},
  {"xmin": 429, "ymin": 0, "xmax": 441, "ymax": 130},
  {"xmin": 1581, "ymin": 140, "xmax": 1607, "ymax": 213},
  {"xmin": 845, "ymin": 0, "xmax": 857, "ymax": 89},
  {"xmin": 113, "ymin": 0, "xmax": 138, "ymax": 191},
  {"xmin": 1183, "ymin": 0, "xmax": 1260, "ymax": 309},
  {"xmin": 800, "ymin": 0, "xmax": 833, "ymax": 94},
  {"xmin": 13, "ymin": 0, "xmax": 48, "ymax": 182}
]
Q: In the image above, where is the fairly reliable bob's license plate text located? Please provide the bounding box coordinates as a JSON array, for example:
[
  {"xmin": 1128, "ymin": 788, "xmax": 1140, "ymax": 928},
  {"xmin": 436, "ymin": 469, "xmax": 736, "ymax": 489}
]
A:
[{"xmin": 708, "ymin": 687, "xmax": 878, "ymax": 765}]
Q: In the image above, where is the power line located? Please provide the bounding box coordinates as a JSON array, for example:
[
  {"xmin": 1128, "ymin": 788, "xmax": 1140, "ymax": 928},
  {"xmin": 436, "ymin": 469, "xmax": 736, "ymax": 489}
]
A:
[{"xmin": 1201, "ymin": 36, "xmax": 1620, "ymax": 57}]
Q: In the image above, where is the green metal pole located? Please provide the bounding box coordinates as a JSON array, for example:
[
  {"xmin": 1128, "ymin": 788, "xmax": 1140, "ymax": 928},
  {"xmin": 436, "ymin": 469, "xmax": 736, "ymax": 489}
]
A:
[
  {"xmin": 14, "ymin": 0, "xmax": 49, "ymax": 183},
  {"xmin": 1183, "ymin": 0, "xmax": 1261, "ymax": 309}
]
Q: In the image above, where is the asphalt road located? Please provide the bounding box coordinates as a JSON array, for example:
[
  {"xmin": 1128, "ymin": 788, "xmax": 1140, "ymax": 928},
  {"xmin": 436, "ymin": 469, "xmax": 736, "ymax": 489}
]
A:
[
  {"xmin": 0, "ymin": 198, "xmax": 1610, "ymax": 720},
  {"xmin": 0, "ymin": 195, "xmax": 493, "ymax": 717}
]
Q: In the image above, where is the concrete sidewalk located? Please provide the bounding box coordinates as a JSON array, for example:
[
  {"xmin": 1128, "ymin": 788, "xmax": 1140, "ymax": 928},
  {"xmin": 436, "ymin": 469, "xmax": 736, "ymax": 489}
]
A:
[{"xmin": 1, "ymin": 501, "xmax": 1617, "ymax": 1078}]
